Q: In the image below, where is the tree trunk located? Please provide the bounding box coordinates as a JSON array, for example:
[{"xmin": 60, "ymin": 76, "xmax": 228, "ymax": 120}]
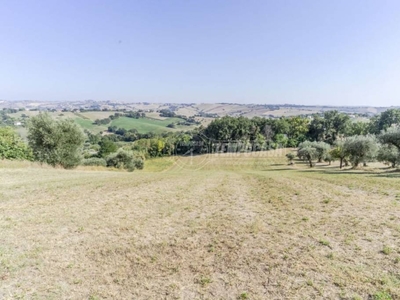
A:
[
  {"xmin": 340, "ymin": 158, "xmax": 343, "ymax": 169},
  {"xmin": 309, "ymin": 160, "xmax": 313, "ymax": 167}
]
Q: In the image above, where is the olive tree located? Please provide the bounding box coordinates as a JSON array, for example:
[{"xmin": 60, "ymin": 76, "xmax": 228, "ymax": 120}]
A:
[
  {"xmin": 343, "ymin": 135, "xmax": 378, "ymax": 167},
  {"xmin": 297, "ymin": 146, "xmax": 318, "ymax": 167},
  {"xmin": 330, "ymin": 140, "xmax": 349, "ymax": 169},
  {"xmin": 313, "ymin": 141, "xmax": 331, "ymax": 162},
  {"xmin": 378, "ymin": 127, "xmax": 400, "ymax": 168},
  {"xmin": 377, "ymin": 144, "xmax": 400, "ymax": 168},
  {"xmin": 379, "ymin": 127, "xmax": 400, "ymax": 150},
  {"xmin": 27, "ymin": 113, "xmax": 85, "ymax": 169},
  {"xmin": 298, "ymin": 141, "xmax": 330, "ymax": 165}
]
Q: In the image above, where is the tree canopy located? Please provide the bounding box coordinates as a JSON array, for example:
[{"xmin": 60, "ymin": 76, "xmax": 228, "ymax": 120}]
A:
[
  {"xmin": 0, "ymin": 127, "xmax": 32, "ymax": 160},
  {"xmin": 27, "ymin": 113, "xmax": 86, "ymax": 169}
]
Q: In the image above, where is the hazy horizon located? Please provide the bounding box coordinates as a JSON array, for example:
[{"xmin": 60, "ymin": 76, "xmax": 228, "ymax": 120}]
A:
[{"xmin": 2, "ymin": 1, "xmax": 400, "ymax": 106}]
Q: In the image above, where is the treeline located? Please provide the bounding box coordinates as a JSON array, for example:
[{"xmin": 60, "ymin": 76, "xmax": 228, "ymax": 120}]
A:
[
  {"xmin": 93, "ymin": 111, "xmax": 146, "ymax": 125},
  {"xmin": 294, "ymin": 132, "xmax": 400, "ymax": 168},
  {"xmin": 2, "ymin": 109, "xmax": 400, "ymax": 171},
  {"xmin": 0, "ymin": 113, "xmax": 144, "ymax": 171}
]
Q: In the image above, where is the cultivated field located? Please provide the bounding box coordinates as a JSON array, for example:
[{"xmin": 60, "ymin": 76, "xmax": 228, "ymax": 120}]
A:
[
  {"xmin": 0, "ymin": 153, "xmax": 399, "ymax": 299},
  {"xmin": 9, "ymin": 111, "xmax": 198, "ymax": 135}
]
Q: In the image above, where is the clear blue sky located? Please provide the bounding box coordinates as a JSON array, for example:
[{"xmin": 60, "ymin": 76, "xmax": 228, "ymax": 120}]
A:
[{"xmin": 1, "ymin": 0, "xmax": 400, "ymax": 106}]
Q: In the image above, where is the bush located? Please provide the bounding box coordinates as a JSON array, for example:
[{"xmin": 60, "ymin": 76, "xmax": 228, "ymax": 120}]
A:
[
  {"xmin": 106, "ymin": 149, "xmax": 144, "ymax": 172},
  {"xmin": 286, "ymin": 152, "xmax": 295, "ymax": 162},
  {"xmin": 0, "ymin": 127, "xmax": 33, "ymax": 160},
  {"xmin": 81, "ymin": 157, "xmax": 107, "ymax": 167}
]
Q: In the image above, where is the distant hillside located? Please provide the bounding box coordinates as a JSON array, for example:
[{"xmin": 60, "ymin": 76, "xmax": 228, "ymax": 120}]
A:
[{"xmin": 1, "ymin": 100, "xmax": 398, "ymax": 119}]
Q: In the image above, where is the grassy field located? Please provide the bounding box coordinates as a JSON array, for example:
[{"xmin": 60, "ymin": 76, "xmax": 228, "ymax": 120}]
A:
[
  {"xmin": 110, "ymin": 117, "xmax": 194, "ymax": 134},
  {"xmin": 1, "ymin": 153, "xmax": 400, "ymax": 299},
  {"xmin": 9, "ymin": 111, "xmax": 198, "ymax": 134}
]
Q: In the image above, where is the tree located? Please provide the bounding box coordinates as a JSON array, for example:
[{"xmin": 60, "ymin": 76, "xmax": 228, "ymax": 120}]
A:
[
  {"xmin": 343, "ymin": 135, "xmax": 378, "ymax": 167},
  {"xmin": 379, "ymin": 127, "xmax": 400, "ymax": 151},
  {"xmin": 323, "ymin": 110, "xmax": 351, "ymax": 143},
  {"xmin": 98, "ymin": 138, "xmax": 118, "ymax": 158},
  {"xmin": 313, "ymin": 141, "xmax": 331, "ymax": 162},
  {"xmin": 347, "ymin": 121, "xmax": 369, "ymax": 136},
  {"xmin": 27, "ymin": 113, "xmax": 85, "ymax": 169},
  {"xmin": 378, "ymin": 127, "xmax": 400, "ymax": 168},
  {"xmin": 297, "ymin": 145, "xmax": 318, "ymax": 167},
  {"xmin": 369, "ymin": 109, "xmax": 400, "ymax": 134},
  {"xmin": 377, "ymin": 144, "xmax": 400, "ymax": 168},
  {"xmin": 0, "ymin": 127, "xmax": 32, "ymax": 160},
  {"xmin": 330, "ymin": 140, "xmax": 348, "ymax": 169},
  {"xmin": 307, "ymin": 111, "xmax": 351, "ymax": 144},
  {"xmin": 297, "ymin": 141, "xmax": 331, "ymax": 167},
  {"xmin": 286, "ymin": 116, "xmax": 310, "ymax": 146}
]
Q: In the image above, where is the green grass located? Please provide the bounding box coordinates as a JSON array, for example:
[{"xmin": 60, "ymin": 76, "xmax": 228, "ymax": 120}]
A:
[
  {"xmin": 73, "ymin": 118, "xmax": 106, "ymax": 134},
  {"xmin": 110, "ymin": 117, "xmax": 195, "ymax": 134},
  {"xmin": 9, "ymin": 111, "xmax": 198, "ymax": 134}
]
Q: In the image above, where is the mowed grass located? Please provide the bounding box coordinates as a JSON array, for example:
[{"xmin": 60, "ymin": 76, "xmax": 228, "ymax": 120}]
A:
[{"xmin": 1, "ymin": 152, "xmax": 400, "ymax": 299}]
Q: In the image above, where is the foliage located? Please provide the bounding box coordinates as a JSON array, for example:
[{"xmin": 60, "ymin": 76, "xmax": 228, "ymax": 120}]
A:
[
  {"xmin": 286, "ymin": 152, "xmax": 295, "ymax": 162},
  {"xmin": 347, "ymin": 121, "xmax": 369, "ymax": 136},
  {"xmin": 369, "ymin": 109, "xmax": 400, "ymax": 134},
  {"xmin": 379, "ymin": 127, "xmax": 400, "ymax": 150},
  {"xmin": 98, "ymin": 138, "xmax": 118, "ymax": 158},
  {"xmin": 81, "ymin": 157, "xmax": 107, "ymax": 167},
  {"xmin": 297, "ymin": 145, "xmax": 319, "ymax": 167},
  {"xmin": 330, "ymin": 140, "xmax": 349, "ymax": 169},
  {"xmin": 27, "ymin": 113, "xmax": 85, "ymax": 169},
  {"xmin": 299, "ymin": 141, "xmax": 330, "ymax": 162},
  {"xmin": 93, "ymin": 118, "xmax": 111, "ymax": 125},
  {"xmin": 0, "ymin": 110, "xmax": 15, "ymax": 126},
  {"xmin": 377, "ymin": 144, "xmax": 400, "ymax": 168},
  {"xmin": 0, "ymin": 127, "xmax": 33, "ymax": 160},
  {"xmin": 159, "ymin": 109, "xmax": 176, "ymax": 117},
  {"xmin": 343, "ymin": 135, "xmax": 378, "ymax": 167},
  {"xmin": 106, "ymin": 149, "xmax": 144, "ymax": 171},
  {"xmin": 307, "ymin": 110, "xmax": 351, "ymax": 144}
]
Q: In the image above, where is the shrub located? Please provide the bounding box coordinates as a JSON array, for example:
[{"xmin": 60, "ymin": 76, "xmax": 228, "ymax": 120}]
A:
[
  {"xmin": 0, "ymin": 127, "xmax": 33, "ymax": 160},
  {"xmin": 286, "ymin": 152, "xmax": 295, "ymax": 161},
  {"xmin": 106, "ymin": 149, "xmax": 144, "ymax": 172},
  {"xmin": 81, "ymin": 157, "xmax": 107, "ymax": 167}
]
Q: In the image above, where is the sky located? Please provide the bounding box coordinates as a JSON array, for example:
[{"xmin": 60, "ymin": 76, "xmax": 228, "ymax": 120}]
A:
[{"xmin": 1, "ymin": 0, "xmax": 400, "ymax": 106}]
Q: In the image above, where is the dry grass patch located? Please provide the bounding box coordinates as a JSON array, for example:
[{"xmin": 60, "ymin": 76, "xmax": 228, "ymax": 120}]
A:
[{"xmin": 0, "ymin": 154, "xmax": 399, "ymax": 299}]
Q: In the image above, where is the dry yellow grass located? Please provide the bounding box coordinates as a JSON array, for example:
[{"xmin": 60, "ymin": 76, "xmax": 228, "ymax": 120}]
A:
[{"xmin": 1, "ymin": 153, "xmax": 399, "ymax": 299}]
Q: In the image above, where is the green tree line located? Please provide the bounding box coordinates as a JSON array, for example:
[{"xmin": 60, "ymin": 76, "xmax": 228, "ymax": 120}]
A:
[{"xmin": 1, "ymin": 109, "xmax": 400, "ymax": 170}]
